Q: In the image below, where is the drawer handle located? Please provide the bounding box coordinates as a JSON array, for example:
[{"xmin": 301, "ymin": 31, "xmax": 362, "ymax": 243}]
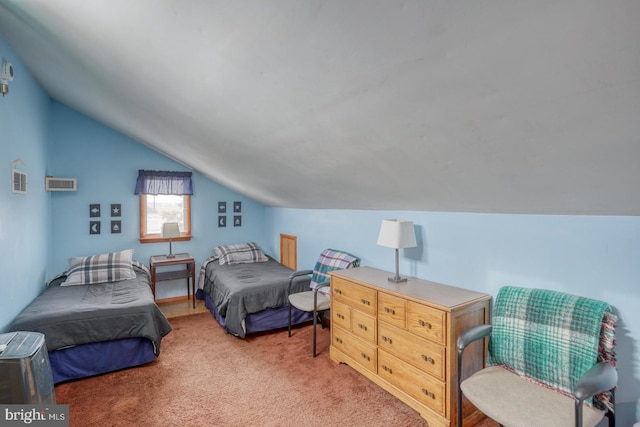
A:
[
  {"xmin": 335, "ymin": 337, "xmax": 343, "ymax": 344},
  {"xmin": 421, "ymin": 354, "xmax": 434, "ymax": 364},
  {"xmin": 421, "ymin": 388, "xmax": 435, "ymax": 399},
  {"xmin": 360, "ymin": 298, "xmax": 371, "ymax": 306},
  {"xmin": 334, "ymin": 289, "xmax": 342, "ymax": 294},
  {"xmin": 360, "ymin": 352, "xmax": 370, "ymax": 361},
  {"xmin": 336, "ymin": 313, "xmax": 345, "ymax": 320},
  {"xmin": 358, "ymin": 323, "xmax": 367, "ymax": 331},
  {"xmin": 383, "ymin": 307, "xmax": 396, "ymax": 315},
  {"xmin": 418, "ymin": 320, "xmax": 432, "ymax": 328},
  {"xmin": 381, "ymin": 335, "xmax": 393, "ymax": 344},
  {"xmin": 381, "ymin": 365, "xmax": 393, "ymax": 374}
]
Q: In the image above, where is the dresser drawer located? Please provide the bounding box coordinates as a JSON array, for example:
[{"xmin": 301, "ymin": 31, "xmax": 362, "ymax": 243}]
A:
[
  {"xmin": 333, "ymin": 325, "xmax": 377, "ymax": 373},
  {"xmin": 332, "ymin": 277, "xmax": 377, "ymax": 317},
  {"xmin": 378, "ymin": 292, "xmax": 406, "ymax": 328},
  {"xmin": 378, "ymin": 322, "xmax": 445, "ymax": 381},
  {"xmin": 332, "ymin": 300, "xmax": 352, "ymax": 331},
  {"xmin": 407, "ymin": 301, "xmax": 446, "ymax": 345},
  {"xmin": 351, "ymin": 309, "xmax": 376, "ymax": 343},
  {"xmin": 378, "ymin": 349, "xmax": 445, "ymax": 416}
]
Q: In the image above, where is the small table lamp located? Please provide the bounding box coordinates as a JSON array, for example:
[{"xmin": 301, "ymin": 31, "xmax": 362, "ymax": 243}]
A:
[
  {"xmin": 162, "ymin": 222, "xmax": 181, "ymax": 258},
  {"xmin": 377, "ymin": 219, "xmax": 417, "ymax": 282}
]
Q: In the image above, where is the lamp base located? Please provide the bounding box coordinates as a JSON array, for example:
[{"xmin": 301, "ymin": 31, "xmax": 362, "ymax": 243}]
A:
[
  {"xmin": 166, "ymin": 254, "xmax": 176, "ymax": 259},
  {"xmin": 388, "ymin": 275, "xmax": 408, "ymax": 283}
]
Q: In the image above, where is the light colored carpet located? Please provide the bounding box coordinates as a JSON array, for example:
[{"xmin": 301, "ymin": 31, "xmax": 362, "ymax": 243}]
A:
[{"xmin": 55, "ymin": 313, "xmax": 498, "ymax": 426}]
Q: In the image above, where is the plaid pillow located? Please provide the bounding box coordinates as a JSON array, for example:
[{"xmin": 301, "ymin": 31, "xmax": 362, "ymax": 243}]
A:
[
  {"xmin": 214, "ymin": 242, "xmax": 268, "ymax": 265},
  {"xmin": 63, "ymin": 249, "xmax": 137, "ymax": 286}
]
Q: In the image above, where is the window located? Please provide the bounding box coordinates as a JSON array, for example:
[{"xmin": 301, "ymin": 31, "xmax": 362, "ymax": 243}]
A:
[
  {"xmin": 135, "ymin": 170, "xmax": 193, "ymax": 243},
  {"xmin": 139, "ymin": 194, "xmax": 191, "ymax": 243}
]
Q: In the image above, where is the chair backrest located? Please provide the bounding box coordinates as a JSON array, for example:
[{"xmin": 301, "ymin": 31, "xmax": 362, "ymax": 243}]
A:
[
  {"xmin": 487, "ymin": 286, "xmax": 616, "ymax": 411},
  {"xmin": 309, "ymin": 249, "xmax": 360, "ymax": 290}
]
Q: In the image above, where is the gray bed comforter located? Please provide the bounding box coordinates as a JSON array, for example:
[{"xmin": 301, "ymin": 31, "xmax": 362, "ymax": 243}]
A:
[
  {"xmin": 202, "ymin": 256, "xmax": 311, "ymax": 338},
  {"xmin": 9, "ymin": 267, "xmax": 172, "ymax": 354}
]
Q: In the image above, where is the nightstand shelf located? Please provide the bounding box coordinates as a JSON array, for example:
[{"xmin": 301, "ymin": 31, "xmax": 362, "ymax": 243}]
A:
[{"xmin": 150, "ymin": 253, "xmax": 196, "ymax": 308}]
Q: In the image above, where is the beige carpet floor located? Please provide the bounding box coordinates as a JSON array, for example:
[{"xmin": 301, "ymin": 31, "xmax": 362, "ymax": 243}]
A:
[{"xmin": 55, "ymin": 312, "xmax": 497, "ymax": 427}]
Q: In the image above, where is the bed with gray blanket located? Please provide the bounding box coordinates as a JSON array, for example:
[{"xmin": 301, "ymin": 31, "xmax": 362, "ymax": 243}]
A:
[
  {"xmin": 9, "ymin": 260, "xmax": 172, "ymax": 383},
  {"xmin": 199, "ymin": 248, "xmax": 313, "ymax": 338}
]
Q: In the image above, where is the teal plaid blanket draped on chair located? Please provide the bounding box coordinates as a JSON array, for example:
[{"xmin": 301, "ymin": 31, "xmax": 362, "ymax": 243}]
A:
[
  {"xmin": 488, "ymin": 286, "xmax": 616, "ymax": 411},
  {"xmin": 309, "ymin": 249, "xmax": 360, "ymax": 289}
]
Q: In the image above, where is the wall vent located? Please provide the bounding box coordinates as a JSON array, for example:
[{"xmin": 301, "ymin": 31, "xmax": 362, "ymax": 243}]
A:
[
  {"xmin": 45, "ymin": 177, "xmax": 77, "ymax": 191},
  {"xmin": 12, "ymin": 169, "xmax": 27, "ymax": 194}
]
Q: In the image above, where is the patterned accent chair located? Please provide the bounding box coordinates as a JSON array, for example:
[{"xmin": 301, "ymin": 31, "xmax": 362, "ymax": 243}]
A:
[
  {"xmin": 457, "ymin": 286, "xmax": 617, "ymax": 427},
  {"xmin": 287, "ymin": 249, "xmax": 360, "ymax": 357}
]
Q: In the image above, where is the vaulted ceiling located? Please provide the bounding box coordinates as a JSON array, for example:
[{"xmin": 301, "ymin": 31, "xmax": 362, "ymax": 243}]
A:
[{"xmin": 1, "ymin": 1, "xmax": 639, "ymax": 214}]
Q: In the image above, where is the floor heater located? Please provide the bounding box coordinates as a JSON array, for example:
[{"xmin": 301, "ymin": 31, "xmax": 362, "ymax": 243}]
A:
[{"xmin": 0, "ymin": 331, "xmax": 56, "ymax": 404}]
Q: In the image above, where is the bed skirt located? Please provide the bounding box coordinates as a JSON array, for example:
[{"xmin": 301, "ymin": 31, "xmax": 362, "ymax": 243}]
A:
[
  {"xmin": 49, "ymin": 337, "xmax": 157, "ymax": 384},
  {"xmin": 202, "ymin": 292, "xmax": 314, "ymax": 336}
]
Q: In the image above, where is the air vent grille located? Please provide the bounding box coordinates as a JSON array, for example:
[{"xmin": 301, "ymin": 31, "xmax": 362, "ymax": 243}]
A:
[
  {"xmin": 12, "ymin": 169, "xmax": 27, "ymax": 194},
  {"xmin": 45, "ymin": 177, "xmax": 77, "ymax": 191}
]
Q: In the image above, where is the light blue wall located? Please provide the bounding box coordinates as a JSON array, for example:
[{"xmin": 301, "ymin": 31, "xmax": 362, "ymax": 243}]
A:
[
  {"xmin": 0, "ymin": 39, "xmax": 52, "ymax": 332},
  {"xmin": 265, "ymin": 208, "xmax": 640, "ymax": 424},
  {"xmin": 47, "ymin": 103, "xmax": 267, "ymax": 299}
]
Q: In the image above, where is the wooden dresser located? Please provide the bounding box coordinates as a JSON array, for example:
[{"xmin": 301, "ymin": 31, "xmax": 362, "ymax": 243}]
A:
[{"xmin": 329, "ymin": 267, "xmax": 491, "ymax": 427}]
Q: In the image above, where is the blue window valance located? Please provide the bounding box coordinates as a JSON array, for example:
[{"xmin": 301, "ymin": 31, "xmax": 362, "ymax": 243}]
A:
[{"xmin": 134, "ymin": 170, "xmax": 193, "ymax": 195}]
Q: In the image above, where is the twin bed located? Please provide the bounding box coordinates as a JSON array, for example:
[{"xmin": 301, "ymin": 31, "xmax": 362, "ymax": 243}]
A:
[
  {"xmin": 197, "ymin": 243, "xmax": 314, "ymax": 338},
  {"xmin": 8, "ymin": 250, "xmax": 172, "ymax": 384}
]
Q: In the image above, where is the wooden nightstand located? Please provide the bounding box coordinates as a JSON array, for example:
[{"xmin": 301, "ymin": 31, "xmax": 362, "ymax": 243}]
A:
[{"xmin": 150, "ymin": 253, "xmax": 196, "ymax": 308}]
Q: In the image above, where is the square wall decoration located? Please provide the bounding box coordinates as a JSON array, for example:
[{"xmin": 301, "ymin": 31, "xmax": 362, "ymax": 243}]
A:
[
  {"xmin": 111, "ymin": 204, "xmax": 121, "ymax": 217},
  {"xmin": 218, "ymin": 202, "xmax": 227, "ymax": 213},
  {"xmin": 234, "ymin": 215, "xmax": 242, "ymax": 227},
  {"xmin": 89, "ymin": 204, "xmax": 100, "ymax": 217},
  {"xmin": 218, "ymin": 216, "xmax": 226, "ymax": 227},
  {"xmin": 233, "ymin": 201, "xmax": 242, "ymax": 213},
  {"xmin": 90, "ymin": 221, "xmax": 101, "ymax": 235},
  {"xmin": 111, "ymin": 220, "xmax": 121, "ymax": 234}
]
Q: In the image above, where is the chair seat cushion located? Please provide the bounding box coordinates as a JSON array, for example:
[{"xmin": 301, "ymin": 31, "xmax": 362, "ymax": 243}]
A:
[
  {"xmin": 288, "ymin": 291, "xmax": 330, "ymax": 312},
  {"xmin": 461, "ymin": 366, "xmax": 604, "ymax": 427}
]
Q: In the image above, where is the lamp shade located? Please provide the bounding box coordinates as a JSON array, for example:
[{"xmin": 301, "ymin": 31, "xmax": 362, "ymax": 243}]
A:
[
  {"xmin": 161, "ymin": 222, "xmax": 181, "ymax": 239},
  {"xmin": 377, "ymin": 219, "xmax": 417, "ymax": 249}
]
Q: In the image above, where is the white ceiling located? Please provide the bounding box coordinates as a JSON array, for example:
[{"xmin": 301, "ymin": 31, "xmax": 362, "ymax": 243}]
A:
[{"xmin": 1, "ymin": 1, "xmax": 639, "ymax": 214}]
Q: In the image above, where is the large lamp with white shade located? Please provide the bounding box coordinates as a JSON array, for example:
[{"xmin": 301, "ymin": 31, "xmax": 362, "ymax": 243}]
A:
[{"xmin": 377, "ymin": 219, "xmax": 417, "ymax": 283}]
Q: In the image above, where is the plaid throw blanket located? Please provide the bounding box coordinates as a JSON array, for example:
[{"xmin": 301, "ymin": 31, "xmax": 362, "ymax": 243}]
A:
[
  {"xmin": 488, "ymin": 286, "xmax": 616, "ymax": 411},
  {"xmin": 310, "ymin": 249, "xmax": 360, "ymax": 293}
]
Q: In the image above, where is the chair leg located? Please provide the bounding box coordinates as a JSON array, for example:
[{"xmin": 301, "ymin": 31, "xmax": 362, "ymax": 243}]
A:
[
  {"xmin": 456, "ymin": 347, "xmax": 464, "ymax": 427},
  {"xmin": 288, "ymin": 302, "xmax": 292, "ymax": 338},
  {"xmin": 317, "ymin": 311, "xmax": 326, "ymax": 329},
  {"xmin": 574, "ymin": 398, "xmax": 584, "ymax": 427},
  {"xmin": 606, "ymin": 411, "xmax": 615, "ymax": 427},
  {"xmin": 607, "ymin": 388, "xmax": 616, "ymax": 427},
  {"xmin": 312, "ymin": 307, "xmax": 318, "ymax": 357}
]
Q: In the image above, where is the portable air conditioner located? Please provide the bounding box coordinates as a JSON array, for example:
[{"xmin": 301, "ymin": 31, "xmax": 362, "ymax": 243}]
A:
[
  {"xmin": 0, "ymin": 332, "xmax": 56, "ymax": 404},
  {"xmin": 45, "ymin": 177, "xmax": 77, "ymax": 191}
]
